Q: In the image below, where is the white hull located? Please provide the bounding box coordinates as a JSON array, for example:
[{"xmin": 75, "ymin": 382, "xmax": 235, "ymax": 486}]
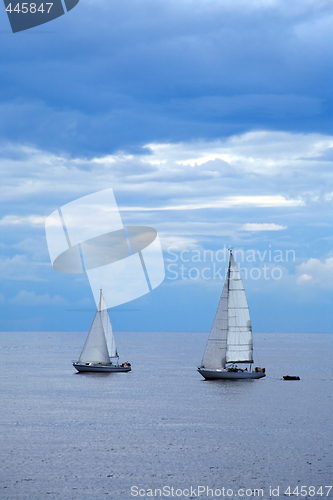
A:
[
  {"xmin": 73, "ymin": 363, "xmax": 131, "ymax": 373},
  {"xmin": 198, "ymin": 368, "xmax": 265, "ymax": 380}
]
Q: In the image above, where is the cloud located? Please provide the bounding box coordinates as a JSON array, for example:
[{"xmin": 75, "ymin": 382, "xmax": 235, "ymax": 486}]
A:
[
  {"xmin": 8, "ymin": 290, "xmax": 68, "ymax": 306},
  {"xmin": 296, "ymin": 257, "xmax": 333, "ymax": 288},
  {"xmin": 0, "ymin": 130, "xmax": 332, "ymax": 296},
  {"xmin": 145, "ymin": 131, "xmax": 333, "ymax": 174},
  {"xmin": 0, "ymin": 0, "xmax": 332, "ymax": 153},
  {"xmin": 0, "ymin": 130, "xmax": 331, "ymax": 251},
  {"xmin": 74, "ymin": 297, "xmax": 95, "ymax": 308},
  {"xmin": 0, "ymin": 255, "xmax": 49, "ymax": 281},
  {"xmin": 0, "ymin": 215, "xmax": 46, "ymax": 227},
  {"xmin": 1, "ymin": 0, "xmax": 332, "ymax": 331},
  {"xmin": 160, "ymin": 236, "xmax": 199, "ymax": 252},
  {"xmin": 241, "ymin": 223, "xmax": 287, "ymax": 231},
  {"xmin": 121, "ymin": 196, "xmax": 303, "ymax": 212},
  {"xmin": 1, "ymin": 130, "xmax": 332, "ymax": 206}
]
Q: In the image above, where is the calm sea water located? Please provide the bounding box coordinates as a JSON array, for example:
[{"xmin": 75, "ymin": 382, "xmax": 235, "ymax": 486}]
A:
[{"xmin": 0, "ymin": 331, "xmax": 332, "ymax": 500}]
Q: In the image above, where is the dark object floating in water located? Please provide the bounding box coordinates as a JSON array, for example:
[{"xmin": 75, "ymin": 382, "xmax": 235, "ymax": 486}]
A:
[{"xmin": 283, "ymin": 375, "xmax": 300, "ymax": 380}]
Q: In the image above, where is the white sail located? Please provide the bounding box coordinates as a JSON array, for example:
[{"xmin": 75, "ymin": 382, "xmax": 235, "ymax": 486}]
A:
[
  {"xmin": 201, "ymin": 251, "xmax": 253, "ymax": 369},
  {"xmin": 226, "ymin": 254, "xmax": 253, "ymax": 364},
  {"xmin": 201, "ymin": 276, "xmax": 228, "ymax": 369},
  {"xmin": 73, "ymin": 289, "xmax": 131, "ymax": 373},
  {"xmin": 99, "ymin": 292, "xmax": 118, "ymax": 359},
  {"xmin": 78, "ymin": 308, "xmax": 110, "ymax": 365}
]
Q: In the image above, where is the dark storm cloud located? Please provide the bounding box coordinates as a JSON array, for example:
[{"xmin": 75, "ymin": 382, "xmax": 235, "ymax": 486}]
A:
[{"xmin": 0, "ymin": 0, "xmax": 332, "ymax": 154}]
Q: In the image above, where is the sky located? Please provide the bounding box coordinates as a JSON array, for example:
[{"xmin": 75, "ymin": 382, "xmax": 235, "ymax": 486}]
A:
[{"xmin": 0, "ymin": 0, "xmax": 332, "ymax": 333}]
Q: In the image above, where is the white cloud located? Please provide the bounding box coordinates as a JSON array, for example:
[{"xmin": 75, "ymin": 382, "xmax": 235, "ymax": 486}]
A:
[
  {"xmin": 0, "ymin": 130, "xmax": 332, "ymax": 262},
  {"xmin": 121, "ymin": 195, "xmax": 303, "ymax": 211},
  {"xmin": 296, "ymin": 257, "xmax": 333, "ymax": 287},
  {"xmin": 143, "ymin": 131, "xmax": 333, "ymax": 175},
  {"xmin": 297, "ymin": 273, "xmax": 312, "ymax": 283},
  {"xmin": 8, "ymin": 290, "xmax": 68, "ymax": 306},
  {"xmin": 12, "ymin": 238, "xmax": 49, "ymax": 261},
  {"xmin": 0, "ymin": 255, "xmax": 49, "ymax": 281},
  {"xmin": 75, "ymin": 297, "xmax": 95, "ymax": 307},
  {"xmin": 241, "ymin": 223, "xmax": 287, "ymax": 231},
  {"xmin": 1, "ymin": 131, "xmax": 332, "ymax": 210},
  {"xmin": 324, "ymin": 192, "xmax": 333, "ymax": 201},
  {"xmin": 0, "ymin": 215, "xmax": 46, "ymax": 227},
  {"xmin": 160, "ymin": 235, "xmax": 199, "ymax": 252}
]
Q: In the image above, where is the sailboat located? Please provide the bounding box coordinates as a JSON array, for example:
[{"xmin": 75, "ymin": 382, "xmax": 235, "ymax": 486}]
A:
[
  {"xmin": 73, "ymin": 289, "xmax": 131, "ymax": 373},
  {"xmin": 198, "ymin": 249, "xmax": 265, "ymax": 380}
]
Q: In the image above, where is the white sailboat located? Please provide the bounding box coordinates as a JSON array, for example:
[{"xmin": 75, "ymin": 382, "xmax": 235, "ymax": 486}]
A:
[
  {"xmin": 198, "ymin": 249, "xmax": 265, "ymax": 380},
  {"xmin": 73, "ymin": 289, "xmax": 131, "ymax": 373}
]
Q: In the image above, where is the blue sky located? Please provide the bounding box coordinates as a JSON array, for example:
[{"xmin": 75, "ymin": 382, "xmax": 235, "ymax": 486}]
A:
[{"xmin": 0, "ymin": 0, "xmax": 332, "ymax": 332}]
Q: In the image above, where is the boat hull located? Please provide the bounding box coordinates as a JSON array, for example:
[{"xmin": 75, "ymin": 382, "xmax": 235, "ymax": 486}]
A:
[
  {"xmin": 198, "ymin": 368, "xmax": 265, "ymax": 380},
  {"xmin": 73, "ymin": 363, "xmax": 131, "ymax": 373}
]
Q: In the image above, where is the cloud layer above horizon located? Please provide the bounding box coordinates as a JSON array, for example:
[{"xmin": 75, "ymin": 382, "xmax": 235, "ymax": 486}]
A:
[{"xmin": 0, "ymin": 0, "xmax": 332, "ymax": 331}]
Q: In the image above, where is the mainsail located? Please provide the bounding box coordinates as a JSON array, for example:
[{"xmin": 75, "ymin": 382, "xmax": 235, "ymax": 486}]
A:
[
  {"xmin": 78, "ymin": 307, "xmax": 110, "ymax": 365},
  {"xmin": 78, "ymin": 289, "xmax": 117, "ymax": 365},
  {"xmin": 99, "ymin": 292, "xmax": 118, "ymax": 359},
  {"xmin": 226, "ymin": 254, "xmax": 253, "ymax": 364},
  {"xmin": 201, "ymin": 275, "xmax": 228, "ymax": 369},
  {"xmin": 201, "ymin": 251, "xmax": 253, "ymax": 369}
]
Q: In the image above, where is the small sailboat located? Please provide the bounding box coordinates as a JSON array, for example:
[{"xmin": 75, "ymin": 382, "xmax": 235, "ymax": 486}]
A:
[
  {"xmin": 198, "ymin": 249, "xmax": 265, "ymax": 380},
  {"xmin": 73, "ymin": 289, "xmax": 131, "ymax": 373}
]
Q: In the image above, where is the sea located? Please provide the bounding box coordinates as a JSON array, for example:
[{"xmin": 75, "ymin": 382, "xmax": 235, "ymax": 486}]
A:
[{"xmin": 0, "ymin": 331, "xmax": 332, "ymax": 500}]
